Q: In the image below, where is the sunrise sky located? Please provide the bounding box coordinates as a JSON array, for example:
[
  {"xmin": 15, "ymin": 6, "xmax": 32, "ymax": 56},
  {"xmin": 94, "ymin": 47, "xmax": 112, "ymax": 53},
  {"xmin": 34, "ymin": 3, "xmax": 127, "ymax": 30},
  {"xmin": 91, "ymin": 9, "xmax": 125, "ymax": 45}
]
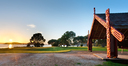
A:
[{"xmin": 0, "ymin": 0, "xmax": 128, "ymax": 44}]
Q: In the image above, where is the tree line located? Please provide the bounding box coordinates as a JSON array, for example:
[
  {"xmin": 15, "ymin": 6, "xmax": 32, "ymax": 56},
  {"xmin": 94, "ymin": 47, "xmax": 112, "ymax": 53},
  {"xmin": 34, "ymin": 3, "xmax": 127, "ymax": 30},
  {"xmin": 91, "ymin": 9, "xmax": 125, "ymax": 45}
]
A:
[
  {"xmin": 48, "ymin": 31, "xmax": 88, "ymax": 47},
  {"xmin": 27, "ymin": 31, "xmax": 106, "ymax": 47}
]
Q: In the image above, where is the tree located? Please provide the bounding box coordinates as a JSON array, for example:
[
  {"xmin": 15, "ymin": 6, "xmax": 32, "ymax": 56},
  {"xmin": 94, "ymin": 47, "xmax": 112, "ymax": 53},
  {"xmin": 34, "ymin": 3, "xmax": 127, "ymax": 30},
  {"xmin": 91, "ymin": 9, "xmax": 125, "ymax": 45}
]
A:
[
  {"xmin": 47, "ymin": 31, "xmax": 76, "ymax": 47},
  {"xmin": 27, "ymin": 43, "xmax": 31, "ymax": 47},
  {"xmin": 73, "ymin": 37, "xmax": 79, "ymax": 47},
  {"xmin": 53, "ymin": 40, "xmax": 60, "ymax": 46},
  {"xmin": 48, "ymin": 39, "xmax": 57, "ymax": 45},
  {"xmin": 30, "ymin": 33, "xmax": 45, "ymax": 47},
  {"xmin": 84, "ymin": 35, "xmax": 88, "ymax": 43},
  {"xmin": 60, "ymin": 31, "xmax": 76, "ymax": 47},
  {"xmin": 73, "ymin": 36, "xmax": 84, "ymax": 47},
  {"xmin": 48, "ymin": 38, "xmax": 61, "ymax": 46},
  {"xmin": 73, "ymin": 35, "xmax": 88, "ymax": 47},
  {"xmin": 97, "ymin": 39, "xmax": 106, "ymax": 47}
]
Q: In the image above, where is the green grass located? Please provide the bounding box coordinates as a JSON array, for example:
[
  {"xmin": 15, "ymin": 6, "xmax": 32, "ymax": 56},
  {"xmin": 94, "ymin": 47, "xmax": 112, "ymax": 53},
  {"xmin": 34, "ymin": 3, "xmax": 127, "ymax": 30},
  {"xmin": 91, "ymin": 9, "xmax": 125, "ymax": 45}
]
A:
[
  {"xmin": 92, "ymin": 46, "xmax": 128, "ymax": 52},
  {"xmin": 76, "ymin": 63, "xmax": 82, "ymax": 65},
  {"xmin": 96, "ymin": 61, "xmax": 128, "ymax": 66},
  {"xmin": 55, "ymin": 64, "xmax": 58, "ymax": 66},
  {"xmin": 0, "ymin": 46, "xmax": 128, "ymax": 53},
  {"xmin": 92, "ymin": 47, "xmax": 107, "ymax": 51},
  {"xmin": 0, "ymin": 47, "xmax": 71, "ymax": 53}
]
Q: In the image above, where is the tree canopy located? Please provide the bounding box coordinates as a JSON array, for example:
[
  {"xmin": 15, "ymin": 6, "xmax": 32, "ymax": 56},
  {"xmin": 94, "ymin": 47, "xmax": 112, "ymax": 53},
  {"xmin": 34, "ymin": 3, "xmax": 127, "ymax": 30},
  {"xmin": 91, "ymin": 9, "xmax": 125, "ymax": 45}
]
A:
[
  {"xmin": 60, "ymin": 31, "xmax": 76, "ymax": 46},
  {"xmin": 47, "ymin": 31, "xmax": 76, "ymax": 46},
  {"xmin": 73, "ymin": 36, "xmax": 88, "ymax": 46},
  {"xmin": 30, "ymin": 33, "xmax": 45, "ymax": 47},
  {"xmin": 48, "ymin": 39, "xmax": 57, "ymax": 45}
]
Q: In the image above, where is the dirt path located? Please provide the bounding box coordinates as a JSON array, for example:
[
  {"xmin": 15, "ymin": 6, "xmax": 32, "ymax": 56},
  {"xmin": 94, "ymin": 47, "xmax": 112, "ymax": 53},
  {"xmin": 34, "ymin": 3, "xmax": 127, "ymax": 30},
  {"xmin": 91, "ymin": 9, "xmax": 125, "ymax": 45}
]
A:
[{"xmin": 0, "ymin": 51, "xmax": 105, "ymax": 66}]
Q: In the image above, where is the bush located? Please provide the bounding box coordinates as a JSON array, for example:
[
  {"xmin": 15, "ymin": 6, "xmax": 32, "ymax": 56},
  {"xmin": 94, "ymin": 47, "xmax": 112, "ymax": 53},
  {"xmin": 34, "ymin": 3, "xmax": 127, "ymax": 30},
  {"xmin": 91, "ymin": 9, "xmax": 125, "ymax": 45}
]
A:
[
  {"xmin": 81, "ymin": 44, "xmax": 83, "ymax": 47},
  {"xmin": 27, "ymin": 44, "xmax": 30, "ymax": 47}
]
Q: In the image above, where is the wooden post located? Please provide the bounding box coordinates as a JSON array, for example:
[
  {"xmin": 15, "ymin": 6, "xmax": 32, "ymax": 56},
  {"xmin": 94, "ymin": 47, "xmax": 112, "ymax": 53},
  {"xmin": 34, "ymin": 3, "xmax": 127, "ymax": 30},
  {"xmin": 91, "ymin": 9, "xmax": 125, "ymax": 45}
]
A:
[
  {"xmin": 114, "ymin": 38, "xmax": 118, "ymax": 58},
  {"xmin": 106, "ymin": 9, "xmax": 117, "ymax": 58},
  {"xmin": 110, "ymin": 35, "xmax": 118, "ymax": 58},
  {"xmin": 89, "ymin": 38, "xmax": 92, "ymax": 52},
  {"xmin": 106, "ymin": 9, "xmax": 111, "ymax": 58},
  {"xmin": 94, "ymin": 7, "xmax": 95, "ymax": 15},
  {"xmin": 88, "ymin": 30, "xmax": 92, "ymax": 52}
]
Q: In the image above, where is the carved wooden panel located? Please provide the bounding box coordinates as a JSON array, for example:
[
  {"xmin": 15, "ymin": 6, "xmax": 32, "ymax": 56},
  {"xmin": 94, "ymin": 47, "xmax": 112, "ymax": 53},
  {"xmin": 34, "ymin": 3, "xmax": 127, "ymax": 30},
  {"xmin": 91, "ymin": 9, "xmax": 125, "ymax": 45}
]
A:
[
  {"xmin": 95, "ymin": 15, "xmax": 107, "ymax": 28},
  {"xmin": 106, "ymin": 9, "xmax": 111, "ymax": 58},
  {"xmin": 111, "ymin": 27, "xmax": 125, "ymax": 42},
  {"xmin": 95, "ymin": 14, "xmax": 124, "ymax": 42}
]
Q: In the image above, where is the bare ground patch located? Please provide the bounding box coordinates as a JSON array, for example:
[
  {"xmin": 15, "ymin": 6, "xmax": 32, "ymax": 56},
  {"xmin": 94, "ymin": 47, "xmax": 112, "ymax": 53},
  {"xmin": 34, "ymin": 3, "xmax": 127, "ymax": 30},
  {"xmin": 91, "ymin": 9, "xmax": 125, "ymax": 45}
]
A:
[{"xmin": 0, "ymin": 51, "xmax": 105, "ymax": 66}]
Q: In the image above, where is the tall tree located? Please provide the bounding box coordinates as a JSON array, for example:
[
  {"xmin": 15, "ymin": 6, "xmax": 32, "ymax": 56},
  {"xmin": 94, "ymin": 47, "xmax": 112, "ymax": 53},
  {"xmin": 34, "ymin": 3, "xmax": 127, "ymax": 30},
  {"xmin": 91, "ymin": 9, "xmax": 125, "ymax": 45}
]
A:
[
  {"xmin": 60, "ymin": 31, "xmax": 76, "ymax": 47},
  {"xmin": 30, "ymin": 33, "xmax": 45, "ymax": 47},
  {"xmin": 73, "ymin": 36, "xmax": 83, "ymax": 47}
]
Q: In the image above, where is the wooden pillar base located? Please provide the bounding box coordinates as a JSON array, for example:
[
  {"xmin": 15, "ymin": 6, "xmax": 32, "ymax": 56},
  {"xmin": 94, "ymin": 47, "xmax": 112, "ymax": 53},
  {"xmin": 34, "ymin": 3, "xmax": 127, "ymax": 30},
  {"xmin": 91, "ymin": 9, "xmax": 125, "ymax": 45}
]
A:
[
  {"xmin": 107, "ymin": 35, "xmax": 118, "ymax": 58},
  {"xmin": 88, "ymin": 38, "xmax": 92, "ymax": 52}
]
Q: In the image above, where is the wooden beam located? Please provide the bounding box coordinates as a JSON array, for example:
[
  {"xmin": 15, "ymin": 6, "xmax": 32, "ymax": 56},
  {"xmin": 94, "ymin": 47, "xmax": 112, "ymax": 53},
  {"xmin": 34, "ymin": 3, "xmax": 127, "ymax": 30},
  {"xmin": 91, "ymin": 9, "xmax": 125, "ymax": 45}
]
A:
[
  {"xmin": 111, "ymin": 27, "xmax": 125, "ymax": 42},
  {"xmin": 123, "ymin": 29, "xmax": 128, "ymax": 35},
  {"xmin": 119, "ymin": 29, "xmax": 122, "ymax": 32},
  {"xmin": 125, "ymin": 36, "xmax": 128, "ymax": 39},
  {"xmin": 95, "ymin": 15, "xmax": 107, "ymax": 28},
  {"xmin": 92, "ymin": 37, "xmax": 106, "ymax": 39}
]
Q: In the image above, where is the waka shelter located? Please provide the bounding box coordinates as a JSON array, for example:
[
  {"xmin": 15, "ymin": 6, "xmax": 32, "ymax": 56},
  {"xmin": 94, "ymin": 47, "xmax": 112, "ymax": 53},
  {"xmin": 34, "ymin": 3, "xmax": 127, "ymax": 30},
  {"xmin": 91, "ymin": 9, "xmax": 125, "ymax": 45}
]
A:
[{"xmin": 87, "ymin": 8, "xmax": 128, "ymax": 58}]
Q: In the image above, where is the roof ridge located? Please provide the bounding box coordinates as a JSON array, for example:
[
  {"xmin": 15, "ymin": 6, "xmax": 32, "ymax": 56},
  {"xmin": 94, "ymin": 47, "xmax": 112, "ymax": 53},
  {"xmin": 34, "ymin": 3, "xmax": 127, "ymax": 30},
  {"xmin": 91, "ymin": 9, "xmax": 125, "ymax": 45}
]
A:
[{"xmin": 96, "ymin": 12, "xmax": 128, "ymax": 15}]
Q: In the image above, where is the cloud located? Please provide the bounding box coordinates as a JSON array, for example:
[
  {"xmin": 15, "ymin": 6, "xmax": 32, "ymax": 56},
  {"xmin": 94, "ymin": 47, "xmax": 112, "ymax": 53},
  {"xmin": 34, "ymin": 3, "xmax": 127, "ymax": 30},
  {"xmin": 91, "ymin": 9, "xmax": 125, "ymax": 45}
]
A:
[
  {"xmin": 27, "ymin": 24, "xmax": 36, "ymax": 28},
  {"xmin": 36, "ymin": 31, "xmax": 42, "ymax": 33}
]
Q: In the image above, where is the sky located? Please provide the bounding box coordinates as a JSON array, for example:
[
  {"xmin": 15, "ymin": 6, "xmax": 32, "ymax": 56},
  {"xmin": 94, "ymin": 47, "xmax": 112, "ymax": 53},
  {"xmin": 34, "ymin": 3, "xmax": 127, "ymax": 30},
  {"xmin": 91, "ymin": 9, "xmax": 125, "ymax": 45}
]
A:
[{"xmin": 0, "ymin": 0, "xmax": 128, "ymax": 44}]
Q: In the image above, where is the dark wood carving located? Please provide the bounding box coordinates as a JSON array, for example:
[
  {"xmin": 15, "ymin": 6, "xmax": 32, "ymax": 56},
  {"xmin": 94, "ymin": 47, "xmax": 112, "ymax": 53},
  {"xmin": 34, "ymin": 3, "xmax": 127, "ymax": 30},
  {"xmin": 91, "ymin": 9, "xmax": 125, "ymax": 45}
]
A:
[
  {"xmin": 106, "ymin": 9, "xmax": 111, "ymax": 58},
  {"xmin": 95, "ymin": 14, "xmax": 124, "ymax": 42},
  {"xmin": 111, "ymin": 27, "xmax": 125, "ymax": 42}
]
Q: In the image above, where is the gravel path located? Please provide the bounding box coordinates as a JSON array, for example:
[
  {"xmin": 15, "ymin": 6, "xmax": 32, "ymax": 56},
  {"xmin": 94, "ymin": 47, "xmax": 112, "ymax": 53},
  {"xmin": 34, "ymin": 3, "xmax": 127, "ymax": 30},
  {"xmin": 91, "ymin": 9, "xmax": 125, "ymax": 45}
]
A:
[{"xmin": 0, "ymin": 51, "xmax": 105, "ymax": 66}]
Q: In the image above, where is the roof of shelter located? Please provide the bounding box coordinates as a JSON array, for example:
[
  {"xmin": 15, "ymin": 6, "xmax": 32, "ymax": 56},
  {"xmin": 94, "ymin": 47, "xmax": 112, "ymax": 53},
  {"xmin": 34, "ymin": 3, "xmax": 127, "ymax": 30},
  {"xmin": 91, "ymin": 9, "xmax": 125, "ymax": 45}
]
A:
[
  {"xmin": 88, "ymin": 8, "xmax": 128, "ymax": 47},
  {"xmin": 96, "ymin": 13, "xmax": 128, "ymax": 28},
  {"xmin": 89, "ymin": 12, "xmax": 128, "ymax": 39}
]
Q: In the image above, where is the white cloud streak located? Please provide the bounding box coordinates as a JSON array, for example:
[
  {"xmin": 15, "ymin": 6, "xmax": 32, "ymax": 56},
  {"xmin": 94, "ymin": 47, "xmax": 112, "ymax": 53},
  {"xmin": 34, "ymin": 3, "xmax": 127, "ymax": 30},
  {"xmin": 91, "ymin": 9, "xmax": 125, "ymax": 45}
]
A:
[{"xmin": 27, "ymin": 24, "xmax": 36, "ymax": 28}]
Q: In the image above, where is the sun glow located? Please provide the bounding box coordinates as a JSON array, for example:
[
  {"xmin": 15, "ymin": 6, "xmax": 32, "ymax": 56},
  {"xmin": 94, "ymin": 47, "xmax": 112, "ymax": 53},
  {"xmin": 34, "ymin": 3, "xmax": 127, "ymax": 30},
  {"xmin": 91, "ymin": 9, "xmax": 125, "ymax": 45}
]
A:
[
  {"xmin": 9, "ymin": 39, "xmax": 13, "ymax": 42},
  {"xmin": 8, "ymin": 44, "xmax": 12, "ymax": 49}
]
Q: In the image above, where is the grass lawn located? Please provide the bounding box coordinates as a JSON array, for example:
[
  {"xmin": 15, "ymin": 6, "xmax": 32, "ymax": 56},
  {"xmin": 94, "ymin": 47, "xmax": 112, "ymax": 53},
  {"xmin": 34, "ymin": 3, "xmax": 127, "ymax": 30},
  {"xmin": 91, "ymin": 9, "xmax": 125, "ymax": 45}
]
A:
[
  {"xmin": 96, "ymin": 61, "xmax": 128, "ymax": 66},
  {"xmin": 0, "ymin": 47, "xmax": 70, "ymax": 53},
  {"xmin": 92, "ymin": 46, "xmax": 128, "ymax": 52},
  {"xmin": 0, "ymin": 46, "xmax": 128, "ymax": 53},
  {"xmin": 0, "ymin": 47, "xmax": 88, "ymax": 53}
]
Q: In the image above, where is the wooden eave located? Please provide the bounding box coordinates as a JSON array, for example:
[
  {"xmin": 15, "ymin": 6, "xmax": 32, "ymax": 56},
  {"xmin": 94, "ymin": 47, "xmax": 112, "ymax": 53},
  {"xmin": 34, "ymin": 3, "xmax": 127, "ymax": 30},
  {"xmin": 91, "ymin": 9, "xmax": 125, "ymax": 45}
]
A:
[
  {"xmin": 89, "ymin": 14, "xmax": 124, "ymax": 42},
  {"xmin": 89, "ymin": 14, "xmax": 106, "ymax": 39}
]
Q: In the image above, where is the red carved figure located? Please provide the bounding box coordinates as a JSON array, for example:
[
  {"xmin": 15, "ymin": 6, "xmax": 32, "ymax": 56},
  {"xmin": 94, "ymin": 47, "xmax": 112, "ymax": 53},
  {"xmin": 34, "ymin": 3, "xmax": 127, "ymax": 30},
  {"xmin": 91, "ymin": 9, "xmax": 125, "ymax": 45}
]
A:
[{"xmin": 106, "ymin": 9, "xmax": 111, "ymax": 58}]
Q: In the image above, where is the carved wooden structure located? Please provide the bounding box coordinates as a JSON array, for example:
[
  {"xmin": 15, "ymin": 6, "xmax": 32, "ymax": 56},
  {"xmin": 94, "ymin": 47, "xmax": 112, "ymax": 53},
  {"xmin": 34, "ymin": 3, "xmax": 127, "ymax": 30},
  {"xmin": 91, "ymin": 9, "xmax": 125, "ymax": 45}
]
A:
[{"xmin": 87, "ymin": 8, "xmax": 128, "ymax": 58}]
